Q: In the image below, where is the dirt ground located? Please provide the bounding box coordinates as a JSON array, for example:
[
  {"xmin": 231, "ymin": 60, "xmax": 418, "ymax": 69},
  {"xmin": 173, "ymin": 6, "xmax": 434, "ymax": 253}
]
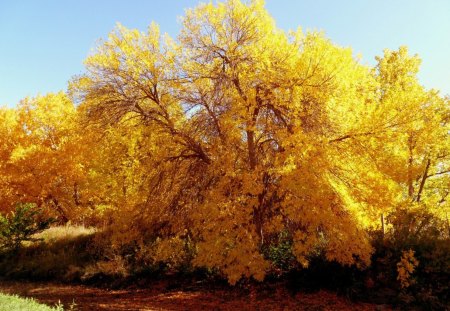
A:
[{"xmin": 0, "ymin": 280, "xmax": 388, "ymax": 311}]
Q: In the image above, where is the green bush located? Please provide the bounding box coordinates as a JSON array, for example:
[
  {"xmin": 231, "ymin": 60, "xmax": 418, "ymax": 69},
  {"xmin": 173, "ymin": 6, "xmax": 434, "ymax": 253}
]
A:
[
  {"xmin": 263, "ymin": 231, "xmax": 297, "ymax": 274},
  {"xmin": 0, "ymin": 203, "xmax": 54, "ymax": 252}
]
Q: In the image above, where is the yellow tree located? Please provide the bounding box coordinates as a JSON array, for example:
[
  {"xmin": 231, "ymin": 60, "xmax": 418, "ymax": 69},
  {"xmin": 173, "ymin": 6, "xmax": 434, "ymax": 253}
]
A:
[
  {"xmin": 0, "ymin": 107, "xmax": 21, "ymax": 212},
  {"xmin": 1, "ymin": 93, "xmax": 89, "ymax": 221},
  {"xmin": 372, "ymin": 47, "xmax": 450, "ymax": 233},
  {"xmin": 71, "ymin": 0, "xmax": 449, "ymax": 283}
]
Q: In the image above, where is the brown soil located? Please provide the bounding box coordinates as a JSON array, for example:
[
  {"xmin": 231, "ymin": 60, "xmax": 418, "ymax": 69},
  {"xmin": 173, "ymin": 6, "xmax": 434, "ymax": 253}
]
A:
[{"xmin": 0, "ymin": 280, "xmax": 388, "ymax": 311}]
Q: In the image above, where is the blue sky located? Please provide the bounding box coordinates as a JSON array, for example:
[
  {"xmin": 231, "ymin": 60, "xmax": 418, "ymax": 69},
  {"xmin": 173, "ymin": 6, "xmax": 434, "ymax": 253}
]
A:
[{"xmin": 1, "ymin": 0, "xmax": 449, "ymax": 107}]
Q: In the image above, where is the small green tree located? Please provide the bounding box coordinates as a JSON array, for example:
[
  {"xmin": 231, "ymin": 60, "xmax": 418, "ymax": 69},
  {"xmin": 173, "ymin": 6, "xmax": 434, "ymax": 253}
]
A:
[{"xmin": 0, "ymin": 203, "xmax": 54, "ymax": 251}]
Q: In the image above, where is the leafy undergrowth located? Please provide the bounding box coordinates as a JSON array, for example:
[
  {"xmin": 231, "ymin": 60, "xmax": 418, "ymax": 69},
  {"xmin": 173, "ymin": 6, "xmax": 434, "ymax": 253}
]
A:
[
  {"xmin": 1, "ymin": 225, "xmax": 448, "ymax": 310},
  {"xmin": 0, "ymin": 293, "xmax": 63, "ymax": 311}
]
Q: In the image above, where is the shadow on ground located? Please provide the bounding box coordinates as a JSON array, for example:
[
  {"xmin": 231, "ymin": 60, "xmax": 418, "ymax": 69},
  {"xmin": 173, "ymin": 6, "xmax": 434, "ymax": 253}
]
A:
[{"xmin": 0, "ymin": 280, "xmax": 382, "ymax": 311}]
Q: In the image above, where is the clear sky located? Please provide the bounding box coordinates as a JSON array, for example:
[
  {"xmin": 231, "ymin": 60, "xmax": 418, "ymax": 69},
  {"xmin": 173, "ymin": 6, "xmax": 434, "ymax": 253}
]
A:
[{"xmin": 1, "ymin": 0, "xmax": 449, "ymax": 107}]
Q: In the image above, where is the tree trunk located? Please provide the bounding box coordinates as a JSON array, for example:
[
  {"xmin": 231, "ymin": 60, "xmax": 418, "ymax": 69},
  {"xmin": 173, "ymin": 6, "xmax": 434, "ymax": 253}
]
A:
[
  {"xmin": 247, "ymin": 130, "xmax": 257, "ymax": 170},
  {"xmin": 407, "ymin": 135, "xmax": 414, "ymax": 197},
  {"xmin": 416, "ymin": 158, "xmax": 431, "ymax": 202}
]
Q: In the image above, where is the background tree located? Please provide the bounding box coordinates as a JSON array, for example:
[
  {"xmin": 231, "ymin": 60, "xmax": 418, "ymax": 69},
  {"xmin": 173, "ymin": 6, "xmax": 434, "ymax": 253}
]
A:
[{"xmin": 0, "ymin": 93, "xmax": 89, "ymax": 222}]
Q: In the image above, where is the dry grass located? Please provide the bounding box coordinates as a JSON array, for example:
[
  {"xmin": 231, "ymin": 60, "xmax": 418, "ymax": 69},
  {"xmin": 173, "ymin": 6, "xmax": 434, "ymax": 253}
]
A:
[
  {"xmin": 34, "ymin": 224, "xmax": 97, "ymax": 243},
  {"xmin": 0, "ymin": 224, "xmax": 98, "ymax": 281}
]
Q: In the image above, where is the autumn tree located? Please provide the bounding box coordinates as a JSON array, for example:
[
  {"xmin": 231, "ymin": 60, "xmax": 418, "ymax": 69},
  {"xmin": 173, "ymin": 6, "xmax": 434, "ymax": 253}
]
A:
[
  {"xmin": 69, "ymin": 0, "xmax": 449, "ymax": 283},
  {"xmin": 376, "ymin": 48, "xmax": 450, "ymax": 238},
  {"xmin": 0, "ymin": 93, "xmax": 89, "ymax": 221},
  {"xmin": 0, "ymin": 107, "xmax": 20, "ymax": 212}
]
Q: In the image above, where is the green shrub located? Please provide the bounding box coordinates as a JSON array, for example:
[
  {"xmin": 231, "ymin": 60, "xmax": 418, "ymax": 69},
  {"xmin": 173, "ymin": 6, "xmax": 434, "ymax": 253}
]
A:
[
  {"xmin": 263, "ymin": 231, "xmax": 297, "ymax": 274},
  {"xmin": 0, "ymin": 203, "xmax": 54, "ymax": 252}
]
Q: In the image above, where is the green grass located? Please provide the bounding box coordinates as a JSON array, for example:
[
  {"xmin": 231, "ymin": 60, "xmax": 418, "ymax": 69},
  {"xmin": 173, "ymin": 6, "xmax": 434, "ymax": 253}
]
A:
[{"xmin": 0, "ymin": 293, "xmax": 63, "ymax": 311}]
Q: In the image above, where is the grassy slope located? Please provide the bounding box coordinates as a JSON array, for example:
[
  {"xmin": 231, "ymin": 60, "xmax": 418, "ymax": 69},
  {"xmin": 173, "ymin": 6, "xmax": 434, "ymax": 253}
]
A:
[
  {"xmin": 0, "ymin": 225, "xmax": 97, "ymax": 281},
  {"xmin": 0, "ymin": 293, "xmax": 63, "ymax": 311}
]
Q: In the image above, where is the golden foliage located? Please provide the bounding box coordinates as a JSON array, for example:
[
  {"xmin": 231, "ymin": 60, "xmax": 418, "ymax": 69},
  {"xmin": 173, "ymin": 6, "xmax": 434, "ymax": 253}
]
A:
[{"xmin": 397, "ymin": 249, "xmax": 419, "ymax": 288}]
